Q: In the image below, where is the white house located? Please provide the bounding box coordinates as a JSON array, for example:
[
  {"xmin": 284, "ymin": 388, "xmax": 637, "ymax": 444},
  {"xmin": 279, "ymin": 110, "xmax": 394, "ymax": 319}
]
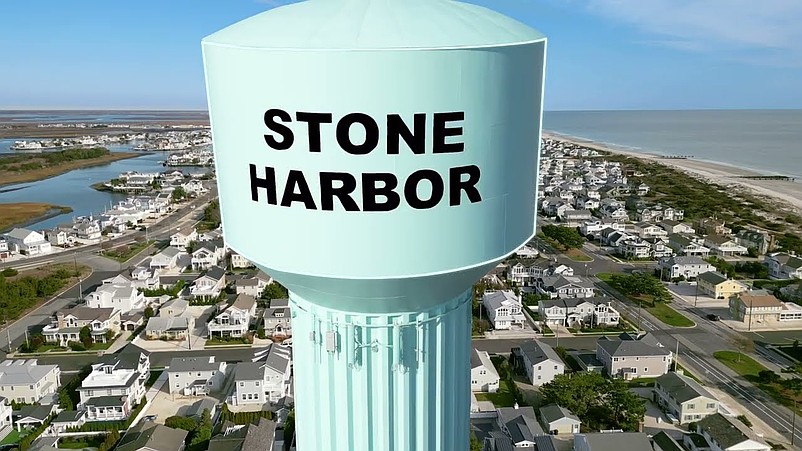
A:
[
  {"xmin": 208, "ymin": 293, "xmax": 257, "ymax": 338},
  {"xmin": 512, "ymin": 340, "xmax": 564, "ymax": 386},
  {"xmin": 42, "ymin": 307, "xmax": 120, "ymax": 346},
  {"xmin": 77, "ymin": 349, "xmax": 150, "ymax": 421},
  {"xmin": 230, "ymin": 252, "xmax": 253, "ymax": 269},
  {"xmin": 229, "ymin": 345, "xmax": 292, "ymax": 406},
  {"xmin": 659, "ymin": 256, "xmax": 716, "ymax": 280},
  {"xmin": 482, "ymin": 291, "xmax": 526, "ymax": 330},
  {"xmin": 190, "ymin": 266, "xmax": 226, "ymax": 299},
  {"xmin": 263, "ymin": 298, "xmax": 292, "ymax": 339},
  {"xmin": 704, "ymin": 235, "xmax": 749, "ymax": 257},
  {"xmin": 536, "ymin": 275, "xmax": 595, "ymax": 299},
  {"xmin": 168, "ymin": 356, "xmax": 227, "ymax": 396},
  {"xmin": 0, "ymin": 360, "xmax": 61, "ymax": 404},
  {"xmin": 149, "ymin": 247, "xmax": 186, "ymax": 271},
  {"xmin": 4, "ymin": 228, "xmax": 52, "ymax": 256},
  {"xmin": 538, "ymin": 297, "xmax": 620, "ymax": 328},
  {"xmin": 470, "ymin": 349, "xmax": 500, "ymax": 393},
  {"xmin": 539, "ymin": 404, "xmax": 581, "ymax": 435},
  {"xmin": 235, "ymin": 270, "xmax": 273, "ymax": 298},
  {"xmin": 692, "ymin": 413, "xmax": 770, "ymax": 451},
  {"xmin": 85, "ymin": 282, "xmax": 145, "ymax": 314},
  {"xmin": 765, "ymin": 252, "xmax": 802, "ymax": 280},
  {"xmin": 169, "ymin": 226, "xmax": 198, "ymax": 250}
]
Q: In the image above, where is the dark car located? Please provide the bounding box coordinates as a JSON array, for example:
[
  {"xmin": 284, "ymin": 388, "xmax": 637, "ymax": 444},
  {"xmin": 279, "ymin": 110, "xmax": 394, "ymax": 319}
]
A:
[{"xmin": 707, "ymin": 314, "xmax": 721, "ymax": 321}]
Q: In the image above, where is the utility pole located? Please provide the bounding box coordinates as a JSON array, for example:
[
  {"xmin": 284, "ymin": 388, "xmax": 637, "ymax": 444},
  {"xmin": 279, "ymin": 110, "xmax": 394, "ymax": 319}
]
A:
[
  {"xmin": 694, "ymin": 281, "xmax": 699, "ymax": 308},
  {"xmin": 792, "ymin": 399, "xmax": 797, "ymax": 446},
  {"xmin": 748, "ymin": 297, "xmax": 753, "ymax": 332},
  {"xmin": 674, "ymin": 339, "xmax": 680, "ymax": 371}
]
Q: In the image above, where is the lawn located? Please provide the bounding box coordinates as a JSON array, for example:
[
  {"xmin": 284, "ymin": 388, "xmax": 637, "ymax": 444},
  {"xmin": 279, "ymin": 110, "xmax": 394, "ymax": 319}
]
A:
[
  {"xmin": 475, "ymin": 379, "xmax": 517, "ymax": 407},
  {"xmin": 103, "ymin": 240, "xmax": 155, "ymax": 263},
  {"xmin": 58, "ymin": 435, "xmax": 104, "ymax": 449},
  {"xmin": 713, "ymin": 350, "xmax": 767, "ymax": 378},
  {"xmin": 644, "ymin": 301, "xmax": 695, "ymax": 327},
  {"xmin": 565, "ymin": 248, "xmax": 592, "ymax": 262},
  {"xmin": 0, "ymin": 429, "xmax": 26, "ymax": 445}
]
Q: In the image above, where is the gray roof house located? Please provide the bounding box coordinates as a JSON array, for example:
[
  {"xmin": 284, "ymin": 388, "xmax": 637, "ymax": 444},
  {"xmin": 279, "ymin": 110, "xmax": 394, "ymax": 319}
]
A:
[
  {"xmin": 208, "ymin": 417, "xmax": 276, "ymax": 451},
  {"xmin": 596, "ymin": 335, "xmax": 672, "ymax": 379},
  {"xmin": 512, "ymin": 340, "xmax": 565, "ymax": 386},
  {"xmin": 116, "ymin": 420, "xmax": 189, "ymax": 451},
  {"xmin": 0, "ymin": 359, "xmax": 61, "ymax": 404},
  {"xmin": 496, "ymin": 405, "xmax": 545, "ymax": 447},
  {"xmin": 654, "ymin": 371, "xmax": 719, "ymax": 424},
  {"xmin": 694, "ymin": 413, "xmax": 770, "ymax": 451},
  {"xmin": 652, "ymin": 431, "xmax": 684, "ymax": 451},
  {"xmin": 538, "ymin": 404, "xmax": 580, "ymax": 435},
  {"xmin": 573, "ymin": 432, "xmax": 653, "ymax": 451}
]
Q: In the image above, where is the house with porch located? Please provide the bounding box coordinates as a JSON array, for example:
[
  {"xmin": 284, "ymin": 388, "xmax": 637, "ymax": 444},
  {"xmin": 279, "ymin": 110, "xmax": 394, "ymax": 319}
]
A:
[
  {"xmin": 230, "ymin": 252, "xmax": 253, "ymax": 269},
  {"xmin": 228, "ymin": 345, "xmax": 293, "ymax": 407},
  {"xmin": 85, "ymin": 282, "xmax": 145, "ymax": 314},
  {"xmin": 167, "ymin": 356, "xmax": 227, "ymax": 396},
  {"xmin": 482, "ymin": 291, "xmax": 525, "ymax": 330},
  {"xmin": 42, "ymin": 307, "xmax": 120, "ymax": 346},
  {"xmin": 536, "ymin": 275, "xmax": 595, "ymax": 299},
  {"xmin": 190, "ymin": 266, "xmax": 226, "ymax": 299},
  {"xmin": 77, "ymin": 349, "xmax": 150, "ymax": 421},
  {"xmin": 704, "ymin": 235, "xmax": 748, "ymax": 256},
  {"xmin": 658, "ymin": 256, "xmax": 716, "ymax": 280},
  {"xmin": 208, "ymin": 293, "xmax": 257, "ymax": 338},
  {"xmin": 596, "ymin": 333, "xmax": 672, "ymax": 380},
  {"xmin": 149, "ymin": 247, "xmax": 186, "ymax": 271},
  {"xmin": 667, "ymin": 234, "xmax": 710, "ymax": 257},
  {"xmin": 191, "ymin": 240, "xmax": 227, "ymax": 271},
  {"xmin": 691, "ymin": 413, "xmax": 770, "ymax": 451},
  {"xmin": 235, "ymin": 270, "xmax": 273, "ymax": 298},
  {"xmin": 765, "ymin": 252, "xmax": 802, "ymax": 280},
  {"xmin": 263, "ymin": 298, "xmax": 292, "ymax": 339},
  {"xmin": 169, "ymin": 226, "xmax": 197, "ymax": 250},
  {"xmin": 734, "ymin": 229, "xmax": 774, "ymax": 255},
  {"xmin": 538, "ymin": 297, "xmax": 620, "ymax": 328}
]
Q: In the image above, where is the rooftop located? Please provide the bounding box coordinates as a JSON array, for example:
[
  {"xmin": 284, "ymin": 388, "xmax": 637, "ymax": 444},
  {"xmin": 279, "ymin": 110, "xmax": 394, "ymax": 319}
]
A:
[
  {"xmin": 655, "ymin": 371, "xmax": 715, "ymax": 403},
  {"xmin": 0, "ymin": 359, "xmax": 59, "ymax": 386},
  {"xmin": 169, "ymin": 356, "xmax": 223, "ymax": 373}
]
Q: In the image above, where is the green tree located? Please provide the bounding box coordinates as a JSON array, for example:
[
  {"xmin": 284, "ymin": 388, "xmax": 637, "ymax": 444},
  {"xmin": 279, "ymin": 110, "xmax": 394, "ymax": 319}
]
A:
[
  {"xmin": 261, "ymin": 283, "xmax": 289, "ymax": 300},
  {"xmin": 541, "ymin": 225, "xmax": 585, "ymax": 249},
  {"xmin": 79, "ymin": 326, "xmax": 93, "ymax": 347},
  {"xmin": 165, "ymin": 415, "xmax": 198, "ymax": 431},
  {"xmin": 470, "ymin": 431, "xmax": 483, "ymax": 451},
  {"xmin": 172, "ymin": 186, "xmax": 187, "ymax": 201},
  {"xmin": 144, "ymin": 306, "xmax": 155, "ymax": 319}
]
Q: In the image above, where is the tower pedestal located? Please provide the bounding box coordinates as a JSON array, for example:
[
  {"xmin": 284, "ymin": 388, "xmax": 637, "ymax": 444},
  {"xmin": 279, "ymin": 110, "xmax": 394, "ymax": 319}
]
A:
[{"xmin": 289, "ymin": 290, "xmax": 472, "ymax": 451}]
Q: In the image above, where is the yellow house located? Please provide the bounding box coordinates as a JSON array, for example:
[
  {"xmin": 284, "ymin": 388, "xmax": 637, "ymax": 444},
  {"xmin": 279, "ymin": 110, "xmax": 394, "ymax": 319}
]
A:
[{"xmin": 697, "ymin": 271, "xmax": 748, "ymax": 299}]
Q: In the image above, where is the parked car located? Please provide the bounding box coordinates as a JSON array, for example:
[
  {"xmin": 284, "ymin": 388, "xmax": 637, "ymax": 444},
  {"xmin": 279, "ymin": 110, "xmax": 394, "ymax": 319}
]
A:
[{"xmin": 707, "ymin": 314, "xmax": 721, "ymax": 321}]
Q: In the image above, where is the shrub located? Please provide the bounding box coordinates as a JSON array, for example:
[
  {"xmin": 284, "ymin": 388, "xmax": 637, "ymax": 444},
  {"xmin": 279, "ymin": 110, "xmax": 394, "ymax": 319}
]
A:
[
  {"xmin": 1, "ymin": 267, "xmax": 18, "ymax": 277},
  {"xmin": 68, "ymin": 341, "xmax": 86, "ymax": 352}
]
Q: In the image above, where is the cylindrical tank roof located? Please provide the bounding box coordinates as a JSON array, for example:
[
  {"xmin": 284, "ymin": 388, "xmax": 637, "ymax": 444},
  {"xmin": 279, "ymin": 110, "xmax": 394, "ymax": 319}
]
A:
[{"xmin": 203, "ymin": 0, "xmax": 545, "ymax": 50}]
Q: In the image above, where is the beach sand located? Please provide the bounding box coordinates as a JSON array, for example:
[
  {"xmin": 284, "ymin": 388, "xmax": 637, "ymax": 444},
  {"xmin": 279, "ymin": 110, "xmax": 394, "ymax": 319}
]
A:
[{"xmin": 544, "ymin": 132, "xmax": 802, "ymax": 214}]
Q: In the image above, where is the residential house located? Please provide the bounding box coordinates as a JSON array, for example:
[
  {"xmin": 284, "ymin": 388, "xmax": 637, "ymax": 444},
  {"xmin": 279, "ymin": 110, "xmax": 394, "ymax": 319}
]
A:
[
  {"xmin": 697, "ymin": 271, "xmax": 748, "ymax": 299},
  {"xmin": 512, "ymin": 340, "xmax": 565, "ymax": 386},
  {"xmin": 515, "ymin": 245, "xmax": 540, "ymax": 259},
  {"xmin": 45, "ymin": 229, "xmax": 69, "ymax": 247},
  {"xmin": 235, "ymin": 270, "xmax": 273, "ymax": 298},
  {"xmin": 704, "ymin": 235, "xmax": 748, "ymax": 257},
  {"xmin": 596, "ymin": 334, "xmax": 672, "ymax": 379},
  {"xmin": 539, "ymin": 404, "xmax": 580, "ymax": 435},
  {"xmin": 728, "ymin": 293, "xmax": 802, "ymax": 324},
  {"xmin": 208, "ymin": 417, "xmax": 276, "ymax": 451},
  {"xmin": 667, "ymin": 234, "xmax": 710, "ymax": 258},
  {"xmin": 536, "ymin": 275, "xmax": 595, "ymax": 299},
  {"xmin": 86, "ymin": 282, "xmax": 145, "ymax": 314},
  {"xmin": 228, "ymin": 345, "xmax": 292, "ymax": 406},
  {"xmin": 230, "ymin": 252, "xmax": 253, "ymax": 269},
  {"xmin": 659, "ymin": 220, "xmax": 696, "ymax": 235},
  {"xmin": 538, "ymin": 297, "xmax": 620, "ymax": 328},
  {"xmin": 77, "ymin": 349, "xmax": 149, "ymax": 422},
  {"xmin": 263, "ymin": 298, "xmax": 292, "ymax": 339},
  {"xmin": 116, "ymin": 421, "xmax": 189, "ymax": 451},
  {"xmin": 169, "ymin": 226, "xmax": 197, "ymax": 250},
  {"xmin": 697, "ymin": 218, "xmax": 732, "ymax": 237},
  {"xmin": 645, "ymin": 237, "xmax": 674, "ymax": 259},
  {"xmin": 42, "ymin": 307, "xmax": 120, "ymax": 346},
  {"xmin": 574, "ymin": 432, "xmax": 653, "ymax": 451},
  {"xmin": 482, "ymin": 291, "xmax": 526, "ymax": 330},
  {"xmin": 496, "ymin": 405, "xmax": 545, "ymax": 448},
  {"xmin": 634, "ymin": 222, "xmax": 668, "ymax": 239},
  {"xmin": 50, "ymin": 410, "xmax": 86, "ymax": 434},
  {"xmin": 0, "ymin": 239, "xmax": 9, "ymax": 260},
  {"xmin": 653, "ymin": 371, "xmax": 719, "ymax": 424},
  {"xmin": 145, "ymin": 316, "xmax": 193, "ymax": 341},
  {"xmin": 190, "ymin": 266, "xmax": 227, "ymax": 299},
  {"xmin": 617, "ymin": 238, "xmax": 652, "ymax": 259},
  {"xmin": 150, "ymin": 247, "xmax": 186, "ymax": 271},
  {"xmin": 562, "ymin": 210, "xmax": 593, "ymax": 227},
  {"xmin": 4, "ymin": 228, "xmax": 52, "ymax": 256},
  {"xmin": 191, "ymin": 243, "xmax": 223, "ymax": 271},
  {"xmin": 734, "ymin": 229, "xmax": 774, "ymax": 255},
  {"xmin": 693, "ymin": 413, "xmax": 769, "ymax": 451},
  {"xmin": 599, "ymin": 200, "xmax": 628, "ymax": 222},
  {"xmin": 507, "ymin": 259, "xmax": 554, "ymax": 286},
  {"xmin": 14, "ymin": 404, "xmax": 57, "ymax": 432},
  {"xmin": 0, "ymin": 360, "xmax": 61, "ymax": 404},
  {"xmin": 659, "ymin": 256, "xmax": 716, "ymax": 280},
  {"xmin": 168, "ymin": 356, "xmax": 227, "ymax": 396},
  {"xmin": 208, "ymin": 293, "xmax": 257, "ymax": 338},
  {"xmin": 765, "ymin": 253, "xmax": 802, "ymax": 280},
  {"xmin": 0, "ymin": 397, "xmax": 10, "ymax": 439},
  {"xmin": 470, "ymin": 349, "xmax": 500, "ymax": 393}
]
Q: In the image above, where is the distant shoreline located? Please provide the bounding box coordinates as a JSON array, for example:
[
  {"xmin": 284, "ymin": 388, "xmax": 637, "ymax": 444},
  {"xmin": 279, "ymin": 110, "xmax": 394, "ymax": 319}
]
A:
[
  {"xmin": 543, "ymin": 131, "xmax": 802, "ymax": 214},
  {"xmin": 0, "ymin": 203, "xmax": 73, "ymax": 233},
  {"xmin": 0, "ymin": 151, "xmax": 142, "ymax": 188}
]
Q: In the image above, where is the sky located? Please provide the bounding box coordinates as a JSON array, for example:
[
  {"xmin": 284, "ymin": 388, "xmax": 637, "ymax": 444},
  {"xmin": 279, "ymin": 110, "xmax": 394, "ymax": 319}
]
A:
[{"xmin": 1, "ymin": 0, "xmax": 801, "ymax": 111}]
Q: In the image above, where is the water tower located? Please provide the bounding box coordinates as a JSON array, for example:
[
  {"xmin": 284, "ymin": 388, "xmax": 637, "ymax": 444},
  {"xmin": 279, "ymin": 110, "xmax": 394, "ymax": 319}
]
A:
[{"xmin": 202, "ymin": 0, "xmax": 546, "ymax": 449}]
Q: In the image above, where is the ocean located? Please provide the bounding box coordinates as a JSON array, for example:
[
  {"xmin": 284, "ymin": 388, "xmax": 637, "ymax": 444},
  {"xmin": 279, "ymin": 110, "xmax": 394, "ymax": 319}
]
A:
[{"xmin": 543, "ymin": 109, "xmax": 802, "ymax": 179}]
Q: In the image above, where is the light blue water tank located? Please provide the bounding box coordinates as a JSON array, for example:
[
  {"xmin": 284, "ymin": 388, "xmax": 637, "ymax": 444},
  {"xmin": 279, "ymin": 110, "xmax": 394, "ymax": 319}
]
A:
[{"xmin": 203, "ymin": 0, "xmax": 545, "ymax": 449}]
